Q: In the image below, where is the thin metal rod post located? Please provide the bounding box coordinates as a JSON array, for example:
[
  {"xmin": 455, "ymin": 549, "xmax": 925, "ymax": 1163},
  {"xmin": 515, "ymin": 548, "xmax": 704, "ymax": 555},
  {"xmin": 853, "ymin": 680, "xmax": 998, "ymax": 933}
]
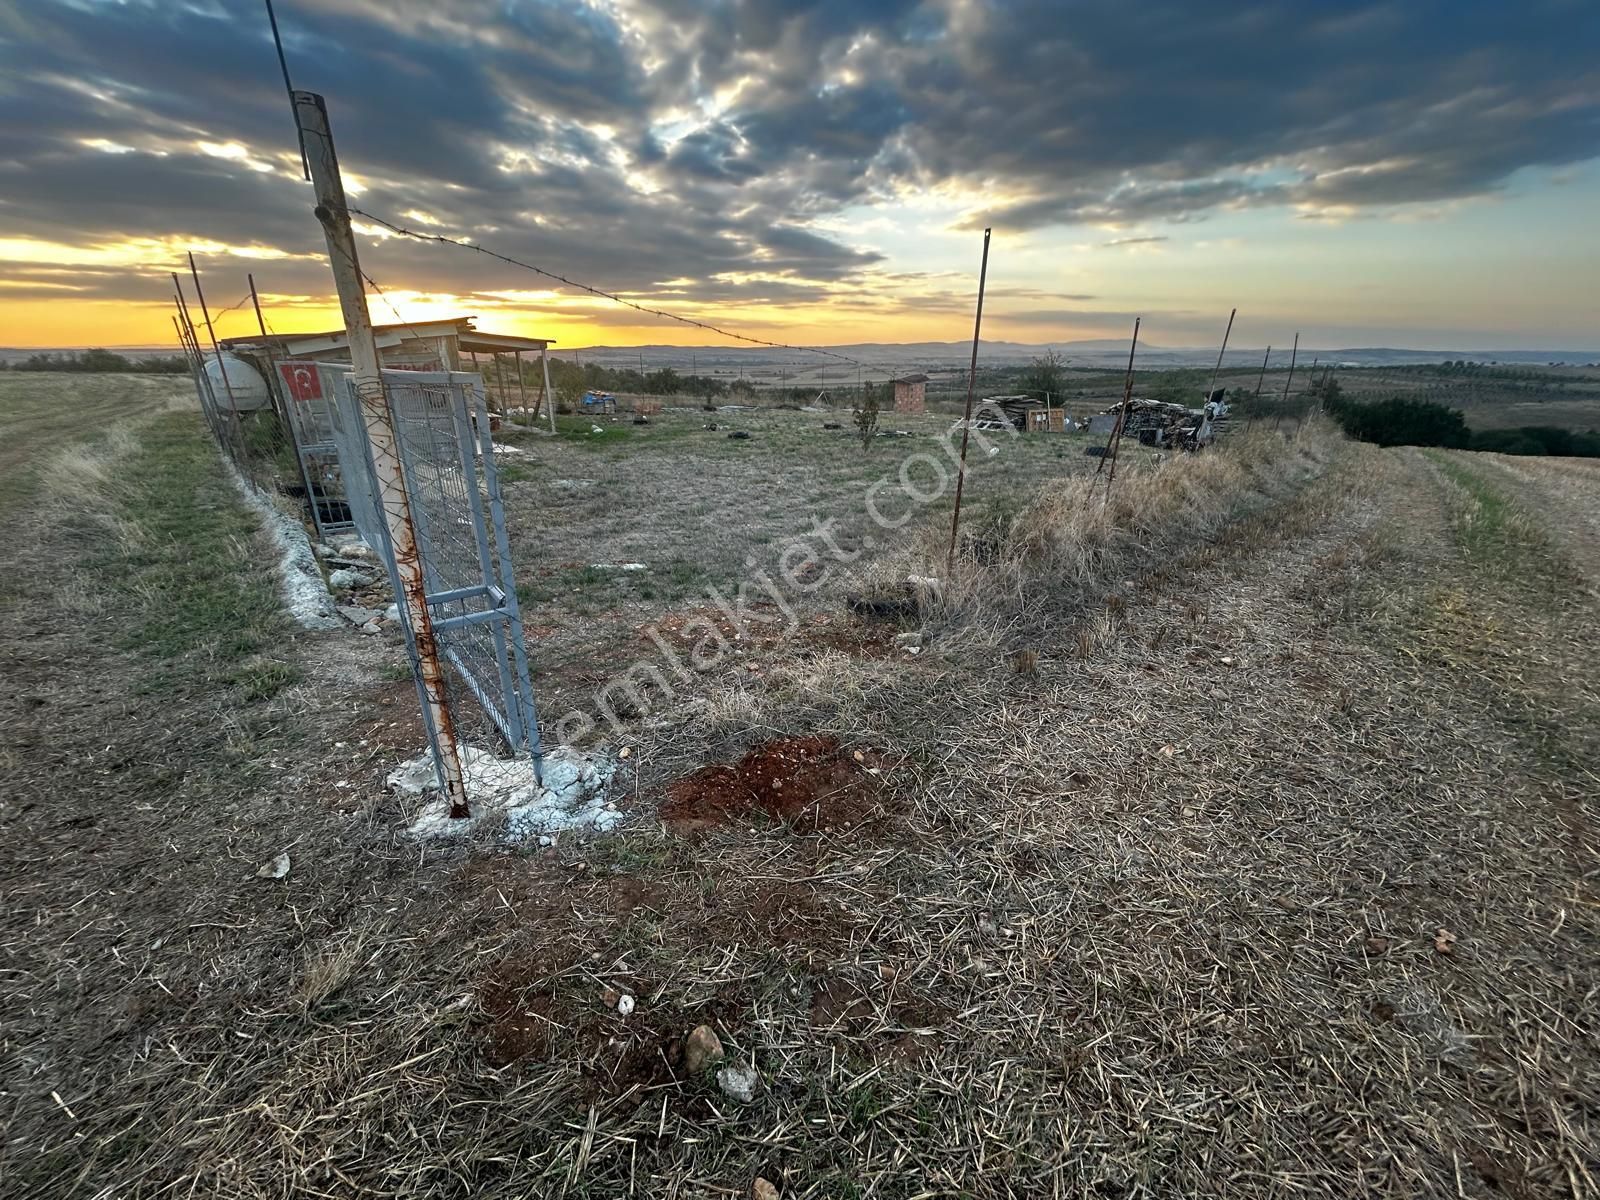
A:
[
  {"xmin": 248, "ymin": 272, "xmax": 269, "ymax": 338},
  {"xmin": 188, "ymin": 254, "xmax": 239, "ymax": 423},
  {"xmin": 515, "ymin": 348, "xmax": 528, "ymax": 421},
  {"xmin": 173, "ymin": 283, "xmax": 222, "ymax": 442},
  {"xmin": 1205, "ymin": 307, "xmax": 1236, "ymax": 407},
  {"xmin": 1275, "ymin": 332, "xmax": 1299, "ymax": 431},
  {"xmin": 541, "ymin": 344, "xmax": 556, "ymax": 434},
  {"xmin": 945, "ymin": 227, "xmax": 993, "ymax": 572},
  {"xmin": 1247, "ymin": 344, "xmax": 1271, "ymax": 431},
  {"xmin": 294, "ymin": 88, "xmax": 470, "ymax": 818},
  {"xmin": 1101, "ymin": 318, "xmax": 1142, "ymax": 490},
  {"xmin": 250, "ymin": 272, "xmax": 323, "ymax": 535}
]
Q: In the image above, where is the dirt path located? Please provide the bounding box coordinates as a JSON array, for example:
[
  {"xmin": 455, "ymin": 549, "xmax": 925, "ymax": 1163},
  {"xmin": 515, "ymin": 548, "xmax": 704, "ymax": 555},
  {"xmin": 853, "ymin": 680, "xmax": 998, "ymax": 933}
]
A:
[{"xmin": 1474, "ymin": 452, "xmax": 1600, "ymax": 588}]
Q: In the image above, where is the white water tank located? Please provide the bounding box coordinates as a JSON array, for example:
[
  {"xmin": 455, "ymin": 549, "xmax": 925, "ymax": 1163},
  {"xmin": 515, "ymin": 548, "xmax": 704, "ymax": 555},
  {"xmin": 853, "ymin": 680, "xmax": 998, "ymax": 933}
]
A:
[{"xmin": 202, "ymin": 353, "xmax": 272, "ymax": 412}]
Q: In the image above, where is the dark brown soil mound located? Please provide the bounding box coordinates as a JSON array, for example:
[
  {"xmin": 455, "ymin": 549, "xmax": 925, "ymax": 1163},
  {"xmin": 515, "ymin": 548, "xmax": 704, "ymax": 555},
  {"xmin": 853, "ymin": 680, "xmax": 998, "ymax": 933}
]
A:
[{"xmin": 660, "ymin": 735, "xmax": 877, "ymax": 833}]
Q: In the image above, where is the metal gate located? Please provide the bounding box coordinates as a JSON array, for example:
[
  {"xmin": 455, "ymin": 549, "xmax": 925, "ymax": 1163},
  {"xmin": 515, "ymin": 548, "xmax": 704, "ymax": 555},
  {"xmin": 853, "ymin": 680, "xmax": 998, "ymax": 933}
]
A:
[
  {"xmin": 273, "ymin": 360, "xmax": 358, "ymax": 540},
  {"xmin": 337, "ymin": 368, "xmax": 542, "ymax": 767}
]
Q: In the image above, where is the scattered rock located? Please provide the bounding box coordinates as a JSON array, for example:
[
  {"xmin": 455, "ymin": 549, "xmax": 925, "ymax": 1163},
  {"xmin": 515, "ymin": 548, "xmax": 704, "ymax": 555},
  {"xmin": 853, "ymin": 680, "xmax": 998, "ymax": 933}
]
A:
[
  {"xmin": 1220, "ymin": 655, "xmax": 1236, "ymax": 667},
  {"xmin": 327, "ymin": 567, "xmax": 374, "ymax": 590},
  {"xmin": 255, "ymin": 852, "xmax": 291, "ymax": 880},
  {"xmin": 704, "ymin": 422, "xmax": 720, "ymax": 430},
  {"xmin": 717, "ymin": 1063, "xmax": 759, "ymax": 1103},
  {"xmin": 1433, "ymin": 927, "xmax": 1457, "ymax": 955},
  {"xmin": 894, "ymin": 631, "xmax": 922, "ymax": 650},
  {"xmin": 728, "ymin": 430, "xmax": 752, "ymax": 440},
  {"xmin": 753, "ymin": 1179, "xmax": 781, "ymax": 1200},
  {"xmin": 359, "ymin": 621, "xmax": 382, "ymax": 635},
  {"xmin": 616, "ymin": 993, "xmax": 636, "ymax": 1017},
  {"xmin": 590, "ymin": 425, "xmax": 605, "ymax": 434},
  {"xmin": 601, "ymin": 986, "xmax": 620, "ymax": 1008},
  {"xmin": 1365, "ymin": 935, "xmax": 1391, "ymax": 955},
  {"xmin": 684, "ymin": 1024, "xmax": 725, "ymax": 1073},
  {"xmin": 337, "ymin": 604, "xmax": 383, "ymax": 626},
  {"xmin": 383, "ymin": 603, "xmax": 400, "ymax": 621},
  {"xmin": 632, "ymin": 416, "xmax": 650, "ymax": 425},
  {"xmin": 618, "ymin": 746, "xmax": 632, "ymax": 760}
]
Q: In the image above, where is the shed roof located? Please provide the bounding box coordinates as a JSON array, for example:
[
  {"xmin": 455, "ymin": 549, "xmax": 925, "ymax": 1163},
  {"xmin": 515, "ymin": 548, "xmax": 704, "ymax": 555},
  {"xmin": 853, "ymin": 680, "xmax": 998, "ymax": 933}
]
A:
[
  {"xmin": 221, "ymin": 315, "xmax": 552, "ymax": 358},
  {"xmin": 890, "ymin": 373, "xmax": 930, "ymax": 384}
]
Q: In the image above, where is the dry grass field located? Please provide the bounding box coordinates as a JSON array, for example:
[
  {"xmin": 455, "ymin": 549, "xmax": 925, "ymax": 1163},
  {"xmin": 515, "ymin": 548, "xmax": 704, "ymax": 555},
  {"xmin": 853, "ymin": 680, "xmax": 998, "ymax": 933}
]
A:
[{"xmin": 2, "ymin": 374, "xmax": 1596, "ymax": 1199}]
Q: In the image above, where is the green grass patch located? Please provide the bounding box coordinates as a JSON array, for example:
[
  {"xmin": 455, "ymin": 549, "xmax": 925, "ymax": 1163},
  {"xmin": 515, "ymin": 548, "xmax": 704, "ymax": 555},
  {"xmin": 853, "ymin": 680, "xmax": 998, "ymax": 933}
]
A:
[
  {"xmin": 1421, "ymin": 449, "xmax": 1576, "ymax": 593},
  {"xmin": 88, "ymin": 411, "xmax": 301, "ymax": 701}
]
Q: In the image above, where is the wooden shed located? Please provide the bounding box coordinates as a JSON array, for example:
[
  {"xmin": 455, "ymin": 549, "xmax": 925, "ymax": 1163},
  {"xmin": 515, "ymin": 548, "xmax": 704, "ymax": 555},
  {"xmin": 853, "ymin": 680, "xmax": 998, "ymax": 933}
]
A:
[{"xmin": 222, "ymin": 315, "xmax": 555, "ymax": 418}]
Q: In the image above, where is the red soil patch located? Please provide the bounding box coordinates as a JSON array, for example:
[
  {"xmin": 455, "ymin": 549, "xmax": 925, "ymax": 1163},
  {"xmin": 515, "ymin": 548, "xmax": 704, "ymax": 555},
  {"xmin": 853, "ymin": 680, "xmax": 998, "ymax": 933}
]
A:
[{"xmin": 660, "ymin": 735, "xmax": 880, "ymax": 833}]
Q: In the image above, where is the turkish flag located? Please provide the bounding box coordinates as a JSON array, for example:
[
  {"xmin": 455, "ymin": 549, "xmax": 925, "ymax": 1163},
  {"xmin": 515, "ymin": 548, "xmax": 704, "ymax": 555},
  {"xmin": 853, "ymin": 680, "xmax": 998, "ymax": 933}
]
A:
[{"xmin": 279, "ymin": 361, "xmax": 322, "ymax": 402}]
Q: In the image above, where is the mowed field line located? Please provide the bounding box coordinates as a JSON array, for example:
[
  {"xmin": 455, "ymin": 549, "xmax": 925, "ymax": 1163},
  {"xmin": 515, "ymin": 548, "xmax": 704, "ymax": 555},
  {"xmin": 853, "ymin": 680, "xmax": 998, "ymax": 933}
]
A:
[{"xmin": 0, "ymin": 373, "xmax": 188, "ymax": 519}]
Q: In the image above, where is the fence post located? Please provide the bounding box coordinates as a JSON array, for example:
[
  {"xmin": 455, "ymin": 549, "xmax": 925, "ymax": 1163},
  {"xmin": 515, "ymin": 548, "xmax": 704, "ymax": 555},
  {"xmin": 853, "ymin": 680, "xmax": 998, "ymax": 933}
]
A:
[
  {"xmin": 294, "ymin": 89, "xmax": 471, "ymax": 819},
  {"xmin": 946, "ymin": 227, "xmax": 993, "ymax": 572},
  {"xmin": 1275, "ymin": 332, "xmax": 1300, "ymax": 432},
  {"xmin": 541, "ymin": 344, "xmax": 557, "ymax": 434}
]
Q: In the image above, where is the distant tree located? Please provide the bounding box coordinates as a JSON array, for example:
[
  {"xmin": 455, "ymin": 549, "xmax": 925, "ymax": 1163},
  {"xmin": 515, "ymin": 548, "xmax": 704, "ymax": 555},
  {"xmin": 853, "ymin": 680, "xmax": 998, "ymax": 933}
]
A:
[
  {"xmin": 1331, "ymin": 395, "xmax": 1470, "ymax": 449},
  {"xmin": 644, "ymin": 367, "xmax": 681, "ymax": 395},
  {"xmin": 854, "ymin": 381, "xmax": 881, "ymax": 449},
  {"xmin": 1020, "ymin": 350, "xmax": 1067, "ymax": 402}
]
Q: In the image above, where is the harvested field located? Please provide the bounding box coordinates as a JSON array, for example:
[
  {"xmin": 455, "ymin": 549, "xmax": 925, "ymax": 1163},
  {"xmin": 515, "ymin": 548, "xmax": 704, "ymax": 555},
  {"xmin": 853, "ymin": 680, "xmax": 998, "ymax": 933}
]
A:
[{"xmin": 2, "ymin": 375, "xmax": 1596, "ymax": 1198}]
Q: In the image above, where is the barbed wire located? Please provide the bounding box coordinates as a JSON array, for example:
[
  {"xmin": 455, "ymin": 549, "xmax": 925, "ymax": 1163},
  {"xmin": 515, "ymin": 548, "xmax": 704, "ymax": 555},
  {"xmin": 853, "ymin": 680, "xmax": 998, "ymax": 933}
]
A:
[{"xmin": 344, "ymin": 205, "xmax": 883, "ymax": 372}]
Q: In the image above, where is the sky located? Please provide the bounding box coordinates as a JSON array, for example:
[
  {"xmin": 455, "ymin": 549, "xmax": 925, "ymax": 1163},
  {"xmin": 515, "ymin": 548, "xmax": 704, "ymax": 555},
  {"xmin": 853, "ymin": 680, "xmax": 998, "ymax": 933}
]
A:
[{"xmin": 0, "ymin": 0, "xmax": 1597, "ymax": 352}]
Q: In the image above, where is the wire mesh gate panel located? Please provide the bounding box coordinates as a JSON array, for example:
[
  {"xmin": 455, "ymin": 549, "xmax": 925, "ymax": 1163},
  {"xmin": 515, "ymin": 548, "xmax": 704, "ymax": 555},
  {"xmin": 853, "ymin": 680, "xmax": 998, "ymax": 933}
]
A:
[
  {"xmin": 276, "ymin": 361, "xmax": 361, "ymax": 540},
  {"xmin": 339, "ymin": 369, "xmax": 542, "ymax": 767}
]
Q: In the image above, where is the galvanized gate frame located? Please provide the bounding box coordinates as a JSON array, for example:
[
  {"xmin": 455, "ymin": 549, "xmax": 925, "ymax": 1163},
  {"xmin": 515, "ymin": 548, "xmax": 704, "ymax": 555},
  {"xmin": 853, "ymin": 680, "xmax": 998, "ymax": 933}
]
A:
[{"xmin": 342, "ymin": 368, "xmax": 543, "ymax": 783}]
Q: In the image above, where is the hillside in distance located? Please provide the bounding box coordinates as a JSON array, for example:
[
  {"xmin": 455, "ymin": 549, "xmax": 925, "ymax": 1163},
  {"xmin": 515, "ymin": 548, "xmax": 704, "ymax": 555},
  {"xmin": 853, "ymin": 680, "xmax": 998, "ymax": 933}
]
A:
[{"xmin": 563, "ymin": 340, "xmax": 1600, "ymax": 374}]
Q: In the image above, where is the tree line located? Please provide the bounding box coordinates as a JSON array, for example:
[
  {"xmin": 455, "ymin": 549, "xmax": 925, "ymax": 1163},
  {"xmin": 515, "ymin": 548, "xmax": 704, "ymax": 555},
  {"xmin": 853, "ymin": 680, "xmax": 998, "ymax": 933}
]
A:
[
  {"xmin": 2, "ymin": 348, "xmax": 189, "ymax": 374},
  {"xmin": 1321, "ymin": 380, "xmax": 1600, "ymax": 457}
]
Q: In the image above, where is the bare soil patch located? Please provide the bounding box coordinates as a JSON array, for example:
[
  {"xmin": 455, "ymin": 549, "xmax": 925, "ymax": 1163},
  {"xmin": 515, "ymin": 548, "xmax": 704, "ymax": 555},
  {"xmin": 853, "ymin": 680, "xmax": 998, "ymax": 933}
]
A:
[{"xmin": 658, "ymin": 734, "xmax": 881, "ymax": 833}]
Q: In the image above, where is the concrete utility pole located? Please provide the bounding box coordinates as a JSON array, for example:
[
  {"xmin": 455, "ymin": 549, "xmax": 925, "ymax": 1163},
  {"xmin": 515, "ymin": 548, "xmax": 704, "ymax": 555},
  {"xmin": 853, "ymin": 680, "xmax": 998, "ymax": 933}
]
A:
[{"xmin": 294, "ymin": 89, "xmax": 470, "ymax": 819}]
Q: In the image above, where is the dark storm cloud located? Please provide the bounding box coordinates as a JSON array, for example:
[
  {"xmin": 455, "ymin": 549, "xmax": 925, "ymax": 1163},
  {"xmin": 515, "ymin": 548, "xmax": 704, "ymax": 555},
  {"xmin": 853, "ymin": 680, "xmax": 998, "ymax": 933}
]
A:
[{"xmin": 1, "ymin": 0, "xmax": 1596, "ymax": 318}]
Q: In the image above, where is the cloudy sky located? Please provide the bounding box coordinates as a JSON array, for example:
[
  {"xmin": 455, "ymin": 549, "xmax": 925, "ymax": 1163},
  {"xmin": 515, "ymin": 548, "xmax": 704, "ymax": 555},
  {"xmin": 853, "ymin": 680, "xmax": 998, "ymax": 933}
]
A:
[{"xmin": 1, "ymin": 0, "xmax": 1597, "ymax": 351}]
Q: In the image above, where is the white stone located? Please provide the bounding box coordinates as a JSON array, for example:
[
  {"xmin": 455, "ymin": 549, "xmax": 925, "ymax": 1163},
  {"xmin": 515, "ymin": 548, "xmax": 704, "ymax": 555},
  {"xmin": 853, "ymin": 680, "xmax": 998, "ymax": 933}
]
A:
[
  {"xmin": 392, "ymin": 745, "xmax": 622, "ymax": 840},
  {"xmin": 328, "ymin": 567, "xmax": 375, "ymax": 590},
  {"xmin": 717, "ymin": 1063, "xmax": 759, "ymax": 1103}
]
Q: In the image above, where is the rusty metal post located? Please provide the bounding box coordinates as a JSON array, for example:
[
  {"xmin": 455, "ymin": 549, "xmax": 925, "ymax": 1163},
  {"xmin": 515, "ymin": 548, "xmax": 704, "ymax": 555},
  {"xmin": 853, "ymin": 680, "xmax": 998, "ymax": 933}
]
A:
[
  {"xmin": 249, "ymin": 273, "xmax": 322, "ymax": 528},
  {"xmin": 188, "ymin": 253, "xmax": 238, "ymax": 417},
  {"xmin": 295, "ymin": 89, "xmax": 471, "ymax": 818},
  {"xmin": 514, "ymin": 348, "xmax": 528, "ymax": 422},
  {"xmin": 1247, "ymin": 344, "xmax": 1271, "ymax": 431},
  {"xmin": 946, "ymin": 227, "xmax": 993, "ymax": 572},
  {"xmin": 173, "ymin": 281, "xmax": 223, "ymax": 443},
  {"xmin": 1101, "ymin": 318, "xmax": 1142, "ymax": 491},
  {"xmin": 1205, "ymin": 307, "xmax": 1236, "ymax": 407},
  {"xmin": 1275, "ymin": 332, "xmax": 1299, "ymax": 431},
  {"xmin": 541, "ymin": 343, "xmax": 556, "ymax": 433}
]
